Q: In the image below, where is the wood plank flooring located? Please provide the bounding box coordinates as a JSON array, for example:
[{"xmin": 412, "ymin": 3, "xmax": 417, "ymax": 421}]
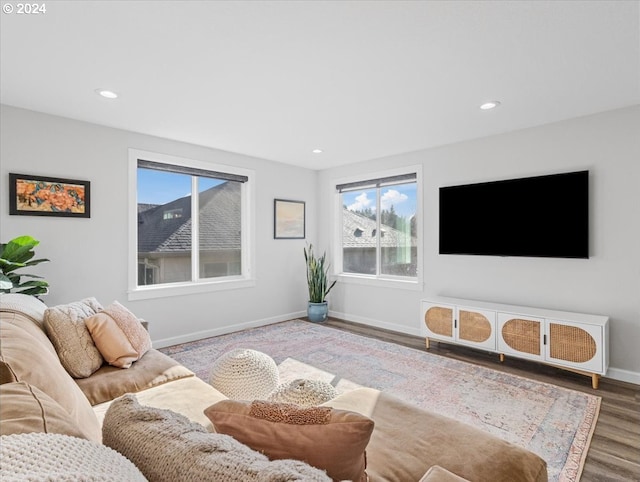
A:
[{"xmin": 321, "ymin": 317, "xmax": 640, "ymax": 482}]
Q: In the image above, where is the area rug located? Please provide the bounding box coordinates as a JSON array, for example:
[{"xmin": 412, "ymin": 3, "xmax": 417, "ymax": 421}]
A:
[{"xmin": 160, "ymin": 320, "xmax": 601, "ymax": 482}]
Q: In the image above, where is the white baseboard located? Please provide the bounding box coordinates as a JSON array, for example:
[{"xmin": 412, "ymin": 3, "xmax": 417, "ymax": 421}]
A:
[
  {"xmin": 152, "ymin": 310, "xmax": 306, "ymax": 349},
  {"xmin": 329, "ymin": 310, "xmax": 640, "ymax": 387},
  {"xmin": 328, "ymin": 310, "xmax": 423, "ymax": 337},
  {"xmin": 605, "ymin": 367, "xmax": 640, "ymax": 386}
]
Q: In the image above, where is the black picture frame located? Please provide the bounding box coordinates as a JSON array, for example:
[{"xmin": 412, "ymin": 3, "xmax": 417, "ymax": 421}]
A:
[
  {"xmin": 9, "ymin": 173, "xmax": 91, "ymax": 218},
  {"xmin": 274, "ymin": 199, "xmax": 305, "ymax": 239}
]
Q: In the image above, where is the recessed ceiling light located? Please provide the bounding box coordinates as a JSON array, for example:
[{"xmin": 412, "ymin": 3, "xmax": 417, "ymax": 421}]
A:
[
  {"xmin": 312, "ymin": 149, "xmax": 323, "ymax": 154},
  {"xmin": 95, "ymin": 89, "xmax": 118, "ymax": 99},
  {"xmin": 480, "ymin": 101, "xmax": 500, "ymax": 110}
]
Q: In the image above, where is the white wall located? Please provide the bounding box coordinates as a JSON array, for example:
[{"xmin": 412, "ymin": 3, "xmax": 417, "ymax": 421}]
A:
[
  {"xmin": 3, "ymin": 104, "xmax": 639, "ymax": 383},
  {"xmin": 318, "ymin": 106, "xmax": 640, "ymax": 383},
  {"xmin": 1, "ymin": 105, "xmax": 316, "ymax": 345}
]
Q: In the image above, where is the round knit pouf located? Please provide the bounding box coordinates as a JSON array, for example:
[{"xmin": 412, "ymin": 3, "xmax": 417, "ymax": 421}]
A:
[
  {"xmin": 209, "ymin": 349, "xmax": 279, "ymax": 400},
  {"xmin": 268, "ymin": 378, "xmax": 338, "ymax": 407}
]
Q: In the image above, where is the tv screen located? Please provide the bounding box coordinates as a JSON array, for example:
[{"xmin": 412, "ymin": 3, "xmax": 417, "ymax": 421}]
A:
[{"xmin": 439, "ymin": 170, "xmax": 589, "ymax": 258}]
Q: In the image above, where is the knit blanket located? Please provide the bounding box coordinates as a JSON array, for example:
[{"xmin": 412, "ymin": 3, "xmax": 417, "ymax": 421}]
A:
[{"xmin": 0, "ymin": 432, "xmax": 147, "ymax": 481}]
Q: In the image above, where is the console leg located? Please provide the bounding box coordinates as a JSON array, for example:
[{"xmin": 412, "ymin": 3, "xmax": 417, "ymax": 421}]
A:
[
  {"xmin": 499, "ymin": 353, "xmax": 505, "ymax": 363},
  {"xmin": 425, "ymin": 338, "xmax": 430, "ymax": 350},
  {"xmin": 591, "ymin": 374, "xmax": 600, "ymax": 390}
]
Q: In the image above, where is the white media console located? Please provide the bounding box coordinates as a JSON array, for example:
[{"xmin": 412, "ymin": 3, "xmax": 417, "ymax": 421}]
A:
[{"xmin": 420, "ymin": 296, "xmax": 609, "ymax": 389}]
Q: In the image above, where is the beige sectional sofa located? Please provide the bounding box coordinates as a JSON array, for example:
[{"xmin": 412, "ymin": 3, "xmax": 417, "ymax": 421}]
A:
[{"xmin": 0, "ymin": 294, "xmax": 548, "ymax": 481}]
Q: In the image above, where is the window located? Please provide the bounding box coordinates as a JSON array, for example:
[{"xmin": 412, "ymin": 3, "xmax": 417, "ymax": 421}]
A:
[
  {"xmin": 128, "ymin": 149, "xmax": 254, "ymax": 299},
  {"xmin": 336, "ymin": 168, "xmax": 421, "ymax": 285},
  {"xmin": 163, "ymin": 208, "xmax": 183, "ymax": 220}
]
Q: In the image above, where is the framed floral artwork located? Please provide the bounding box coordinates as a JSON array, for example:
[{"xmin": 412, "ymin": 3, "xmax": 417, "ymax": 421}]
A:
[{"xmin": 9, "ymin": 173, "xmax": 91, "ymax": 218}]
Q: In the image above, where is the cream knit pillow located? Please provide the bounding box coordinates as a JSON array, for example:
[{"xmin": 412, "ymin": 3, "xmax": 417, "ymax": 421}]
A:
[{"xmin": 43, "ymin": 298, "xmax": 104, "ymax": 378}]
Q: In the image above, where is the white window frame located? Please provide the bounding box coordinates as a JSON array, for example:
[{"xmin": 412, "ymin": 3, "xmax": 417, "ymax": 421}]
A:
[
  {"xmin": 332, "ymin": 165, "xmax": 423, "ymax": 291},
  {"xmin": 128, "ymin": 149, "xmax": 255, "ymax": 300}
]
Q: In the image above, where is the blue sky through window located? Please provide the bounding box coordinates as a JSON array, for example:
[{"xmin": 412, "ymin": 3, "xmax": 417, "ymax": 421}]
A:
[
  {"xmin": 138, "ymin": 168, "xmax": 223, "ymax": 205},
  {"xmin": 341, "ymin": 183, "xmax": 417, "ymax": 218}
]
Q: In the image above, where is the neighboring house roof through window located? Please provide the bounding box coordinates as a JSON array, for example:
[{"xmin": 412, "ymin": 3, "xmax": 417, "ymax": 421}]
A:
[
  {"xmin": 138, "ymin": 181, "xmax": 241, "ymax": 254},
  {"xmin": 342, "ymin": 209, "xmax": 416, "ymax": 248}
]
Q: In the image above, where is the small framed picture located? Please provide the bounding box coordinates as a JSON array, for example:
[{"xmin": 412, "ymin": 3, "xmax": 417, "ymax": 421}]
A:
[
  {"xmin": 274, "ymin": 199, "xmax": 305, "ymax": 239},
  {"xmin": 9, "ymin": 173, "xmax": 91, "ymax": 218}
]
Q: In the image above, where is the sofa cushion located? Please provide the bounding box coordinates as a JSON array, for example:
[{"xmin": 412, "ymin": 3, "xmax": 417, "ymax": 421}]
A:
[
  {"xmin": 0, "ymin": 320, "xmax": 101, "ymax": 442},
  {"xmin": 0, "ymin": 382, "xmax": 86, "ymax": 438},
  {"xmin": 0, "ymin": 293, "xmax": 47, "ymax": 328},
  {"xmin": 75, "ymin": 348, "xmax": 195, "ymax": 406},
  {"xmin": 0, "ymin": 432, "xmax": 147, "ymax": 481},
  {"xmin": 324, "ymin": 387, "xmax": 548, "ymax": 482},
  {"xmin": 205, "ymin": 399, "xmax": 374, "ymax": 482},
  {"xmin": 43, "ymin": 297, "xmax": 104, "ymax": 378},
  {"xmin": 102, "ymin": 394, "xmax": 331, "ymax": 482},
  {"xmin": 92, "ymin": 375, "xmax": 228, "ymax": 430}
]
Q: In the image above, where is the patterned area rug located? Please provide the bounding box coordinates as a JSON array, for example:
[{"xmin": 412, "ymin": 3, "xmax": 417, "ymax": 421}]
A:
[{"xmin": 160, "ymin": 320, "xmax": 600, "ymax": 482}]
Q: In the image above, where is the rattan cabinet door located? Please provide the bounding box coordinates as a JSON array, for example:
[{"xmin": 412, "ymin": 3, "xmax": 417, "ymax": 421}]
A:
[
  {"xmin": 456, "ymin": 307, "xmax": 496, "ymax": 350},
  {"xmin": 545, "ymin": 319, "xmax": 603, "ymax": 373},
  {"xmin": 497, "ymin": 313, "xmax": 545, "ymax": 362},
  {"xmin": 422, "ymin": 301, "xmax": 455, "ymax": 342}
]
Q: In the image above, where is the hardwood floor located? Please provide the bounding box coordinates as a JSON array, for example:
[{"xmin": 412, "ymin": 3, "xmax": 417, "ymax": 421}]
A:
[{"xmin": 322, "ymin": 317, "xmax": 640, "ymax": 482}]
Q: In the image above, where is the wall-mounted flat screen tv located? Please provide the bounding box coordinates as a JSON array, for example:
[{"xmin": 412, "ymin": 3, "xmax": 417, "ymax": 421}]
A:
[{"xmin": 439, "ymin": 170, "xmax": 589, "ymax": 258}]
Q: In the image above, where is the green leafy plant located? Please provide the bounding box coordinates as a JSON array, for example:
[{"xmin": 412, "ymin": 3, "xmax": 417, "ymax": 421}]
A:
[
  {"xmin": 304, "ymin": 244, "xmax": 336, "ymax": 303},
  {"xmin": 0, "ymin": 235, "xmax": 50, "ymax": 296}
]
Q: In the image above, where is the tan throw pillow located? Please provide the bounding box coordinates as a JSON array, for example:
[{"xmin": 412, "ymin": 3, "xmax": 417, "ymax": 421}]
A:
[
  {"xmin": 0, "ymin": 382, "xmax": 86, "ymax": 439},
  {"xmin": 204, "ymin": 399, "xmax": 374, "ymax": 482},
  {"xmin": 43, "ymin": 297, "xmax": 104, "ymax": 378},
  {"xmin": 85, "ymin": 313, "xmax": 139, "ymax": 368},
  {"xmin": 103, "ymin": 394, "xmax": 331, "ymax": 482},
  {"xmin": 101, "ymin": 301, "xmax": 152, "ymax": 356}
]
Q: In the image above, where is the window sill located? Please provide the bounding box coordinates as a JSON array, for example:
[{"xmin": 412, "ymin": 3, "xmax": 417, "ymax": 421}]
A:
[
  {"xmin": 127, "ymin": 277, "xmax": 256, "ymax": 301},
  {"xmin": 335, "ymin": 273, "xmax": 423, "ymax": 291}
]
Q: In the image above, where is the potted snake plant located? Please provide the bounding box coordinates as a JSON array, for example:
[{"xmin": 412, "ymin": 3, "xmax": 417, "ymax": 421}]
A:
[{"xmin": 304, "ymin": 244, "xmax": 336, "ymax": 322}]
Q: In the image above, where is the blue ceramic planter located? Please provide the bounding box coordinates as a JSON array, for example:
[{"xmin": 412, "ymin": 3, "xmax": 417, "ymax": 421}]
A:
[{"xmin": 307, "ymin": 302, "xmax": 328, "ymax": 322}]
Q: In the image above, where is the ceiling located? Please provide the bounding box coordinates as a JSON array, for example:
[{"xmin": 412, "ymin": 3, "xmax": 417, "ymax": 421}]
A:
[{"xmin": 1, "ymin": 1, "xmax": 639, "ymax": 170}]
